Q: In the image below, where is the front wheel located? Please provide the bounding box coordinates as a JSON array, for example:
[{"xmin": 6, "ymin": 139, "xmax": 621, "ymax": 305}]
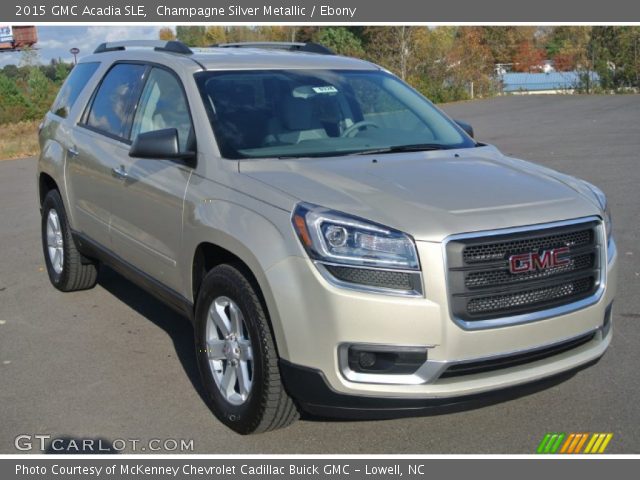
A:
[{"xmin": 195, "ymin": 264, "xmax": 299, "ymax": 434}]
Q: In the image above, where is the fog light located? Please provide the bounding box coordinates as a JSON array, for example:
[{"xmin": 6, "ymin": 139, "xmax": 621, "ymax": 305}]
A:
[
  {"xmin": 346, "ymin": 345, "xmax": 428, "ymax": 375},
  {"xmin": 358, "ymin": 351, "xmax": 376, "ymax": 369}
]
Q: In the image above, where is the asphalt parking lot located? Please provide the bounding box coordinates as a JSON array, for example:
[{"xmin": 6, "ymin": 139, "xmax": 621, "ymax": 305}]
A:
[{"xmin": 1, "ymin": 95, "xmax": 639, "ymax": 454}]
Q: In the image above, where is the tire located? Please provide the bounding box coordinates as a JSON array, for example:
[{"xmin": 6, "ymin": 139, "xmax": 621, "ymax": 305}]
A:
[
  {"xmin": 41, "ymin": 189, "xmax": 98, "ymax": 292},
  {"xmin": 195, "ymin": 264, "xmax": 299, "ymax": 434}
]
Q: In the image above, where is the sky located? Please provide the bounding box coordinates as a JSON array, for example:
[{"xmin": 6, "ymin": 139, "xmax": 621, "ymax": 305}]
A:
[{"xmin": 0, "ymin": 26, "xmax": 172, "ymax": 67}]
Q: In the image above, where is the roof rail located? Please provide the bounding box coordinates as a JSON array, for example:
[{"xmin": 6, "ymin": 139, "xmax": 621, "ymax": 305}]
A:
[
  {"xmin": 212, "ymin": 42, "xmax": 335, "ymax": 55},
  {"xmin": 93, "ymin": 40, "xmax": 192, "ymax": 55}
]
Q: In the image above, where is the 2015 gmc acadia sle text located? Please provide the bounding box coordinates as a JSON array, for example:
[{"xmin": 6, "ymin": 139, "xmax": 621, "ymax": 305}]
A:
[{"xmin": 37, "ymin": 40, "xmax": 617, "ymax": 434}]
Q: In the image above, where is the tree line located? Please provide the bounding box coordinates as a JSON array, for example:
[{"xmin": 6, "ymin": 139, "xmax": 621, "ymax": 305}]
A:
[
  {"xmin": 165, "ymin": 26, "xmax": 640, "ymax": 101},
  {"xmin": 0, "ymin": 51, "xmax": 72, "ymax": 125},
  {"xmin": 0, "ymin": 26, "xmax": 638, "ymax": 126}
]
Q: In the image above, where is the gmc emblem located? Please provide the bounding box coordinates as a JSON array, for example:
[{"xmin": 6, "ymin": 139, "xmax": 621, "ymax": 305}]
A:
[{"xmin": 508, "ymin": 247, "xmax": 570, "ymax": 274}]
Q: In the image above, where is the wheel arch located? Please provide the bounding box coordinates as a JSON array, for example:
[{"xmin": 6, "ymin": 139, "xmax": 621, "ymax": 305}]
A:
[
  {"xmin": 190, "ymin": 239, "xmax": 290, "ymax": 360},
  {"xmin": 39, "ymin": 172, "xmax": 59, "ymax": 206},
  {"xmin": 37, "ymin": 134, "xmax": 68, "ymax": 214}
]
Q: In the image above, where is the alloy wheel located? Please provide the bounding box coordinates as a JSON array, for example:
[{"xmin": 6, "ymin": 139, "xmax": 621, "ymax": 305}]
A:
[{"xmin": 205, "ymin": 296, "xmax": 254, "ymax": 405}]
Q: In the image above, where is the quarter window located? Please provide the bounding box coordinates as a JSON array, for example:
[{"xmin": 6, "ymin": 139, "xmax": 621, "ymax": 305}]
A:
[
  {"xmin": 50, "ymin": 62, "xmax": 100, "ymax": 118},
  {"xmin": 130, "ymin": 67, "xmax": 194, "ymax": 152},
  {"xmin": 86, "ymin": 63, "xmax": 146, "ymax": 139}
]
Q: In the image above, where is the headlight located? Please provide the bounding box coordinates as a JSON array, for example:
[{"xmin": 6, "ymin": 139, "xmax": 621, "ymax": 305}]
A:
[
  {"xmin": 292, "ymin": 203, "xmax": 423, "ymax": 296},
  {"xmin": 584, "ymin": 182, "xmax": 613, "ymax": 244}
]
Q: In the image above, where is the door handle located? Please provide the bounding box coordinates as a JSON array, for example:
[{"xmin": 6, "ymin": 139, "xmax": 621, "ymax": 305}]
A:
[
  {"xmin": 111, "ymin": 165, "xmax": 129, "ymax": 180},
  {"xmin": 67, "ymin": 147, "xmax": 79, "ymax": 157}
]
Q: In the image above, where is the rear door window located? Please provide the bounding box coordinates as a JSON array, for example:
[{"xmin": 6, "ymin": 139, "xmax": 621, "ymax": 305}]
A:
[
  {"xmin": 85, "ymin": 63, "xmax": 146, "ymax": 140},
  {"xmin": 50, "ymin": 62, "xmax": 100, "ymax": 118}
]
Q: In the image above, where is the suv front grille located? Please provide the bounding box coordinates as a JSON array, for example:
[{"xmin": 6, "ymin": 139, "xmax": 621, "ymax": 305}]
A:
[
  {"xmin": 462, "ymin": 229, "xmax": 593, "ymax": 264},
  {"xmin": 446, "ymin": 219, "xmax": 602, "ymax": 323},
  {"xmin": 465, "ymin": 253, "xmax": 594, "ymax": 289},
  {"xmin": 466, "ymin": 277, "xmax": 594, "ymax": 315}
]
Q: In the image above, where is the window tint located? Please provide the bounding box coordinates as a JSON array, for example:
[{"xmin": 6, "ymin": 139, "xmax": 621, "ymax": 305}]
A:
[
  {"xmin": 130, "ymin": 68, "xmax": 193, "ymax": 152},
  {"xmin": 195, "ymin": 70, "xmax": 471, "ymax": 159},
  {"xmin": 50, "ymin": 62, "xmax": 100, "ymax": 118},
  {"xmin": 86, "ymin": 63, "xmax": 146, "ymax": 139},
  {"xmin": 350, "ymin": 77, "xmax": 426, "ymax": 133}
]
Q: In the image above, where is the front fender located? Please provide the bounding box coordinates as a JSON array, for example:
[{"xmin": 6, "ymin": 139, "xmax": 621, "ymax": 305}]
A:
[{"xmin": 182, "ymin": 191, "xmax": 301, "ymax": 359}]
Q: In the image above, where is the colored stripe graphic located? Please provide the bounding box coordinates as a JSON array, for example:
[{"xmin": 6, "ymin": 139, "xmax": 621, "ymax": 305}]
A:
[
  {"xmin": 549, "ymin": 433, "xmax": 565, "ymax": 453},
  {"xmin": 584, "ymin": 433, "xmax": 599, "ymax": 453},
  {"xmin": 590, "ymin": 434, "xmax": 606, "ymax": 453},
  {"xmin": 537, "ymin": 433, "xmax": 552, "ymax": 454},
  {"xmin": 544, "ymin": 434, "xmax": 558, "ymax": 453},
  {"xmin": 538, "ymin": 433, "xmax": 613, "ymax": 454},
  {"xmin": 564, "ymin": 433, "xmax": 587, "ymax": 454},
  {"xmin": 537, "ymin": 433, "xmax": 565, "ymax": 454},
  {"xmin": 584, "ymin": 433, "xmax": 614, "ymax": 454},
  {"xmin": 573, "ymin": 433, "xmax": 589, "ymax": 453},
  {"xmin": 597, "ymin": 434, "xmax": 613, "ymax": 453},
  {"xmin": 559, "ymin": 433, "xmax": 575, "ymax": 453}
]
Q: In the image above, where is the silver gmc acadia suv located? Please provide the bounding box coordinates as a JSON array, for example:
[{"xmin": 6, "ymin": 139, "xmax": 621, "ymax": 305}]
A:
[{"xmin": 38, "ymin": 40, "xmax": 617, "ymax": 434}]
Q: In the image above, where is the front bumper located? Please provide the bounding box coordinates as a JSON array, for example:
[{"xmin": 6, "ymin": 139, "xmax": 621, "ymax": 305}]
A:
[
  {"xmin": 265, "ymin": 235, "xmax": 617, "ymax": 406},
  {"xmin": 278, "ymin": 354, "xmax": 605, "ymax": 418}
]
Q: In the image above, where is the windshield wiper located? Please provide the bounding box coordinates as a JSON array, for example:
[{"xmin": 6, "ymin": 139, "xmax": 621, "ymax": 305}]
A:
[
  {"xmin": 353, "ymin": 143, "xmax": 451, "ymax": 156},
  {"xmin": 271, "ymin": 144, "xmax": 451, "ymax": 159}
]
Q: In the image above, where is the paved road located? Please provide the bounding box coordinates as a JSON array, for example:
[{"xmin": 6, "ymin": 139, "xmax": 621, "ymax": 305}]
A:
[{"xmin": 1, "ymin": 95, "xmax": 639, "ymax": 454}]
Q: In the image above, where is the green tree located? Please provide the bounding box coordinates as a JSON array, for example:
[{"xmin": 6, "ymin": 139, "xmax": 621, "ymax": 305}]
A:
[
  {"xmin": 590, "ymin": 26, "xmax": 640, "ymax": 90},
  {"xmin": 252, "ymin": 26, "xmax": 286, "ymax": 42},
  {"xmin": 1, "ymin": 64, "xmax": 20, "ymax": 80},
  {"xmin": 409, "ymin": 27, "xmax": 459, "ymax": 103},
  {"xmin": 544, "ymin": 26, "xmax": 592, "ymax": 71},
  {"xmin": 295, "ymin": 26, "xmax": 319, "ymax": 43},
  {"xmin": 204, "ymin": 26, "xmax": 227, "ymax": 45},
  {"xmin": 446, "ymin": 27, "xmax": 497, "ymax": 99},
  {"xmin": 0, "ymin": 73, "xmax": 31, "ymax": 123},
  {"xmin": 159, "ymin": 27, "xmax": 176, "ymax": 41},
  {"xmin": 483, "ymin": 26, "xmax": 538, "ymax": 65},
  {"xmin": 223, "ymin": 26, "xmax": 258, "ymax": 43},
  {"xmin": 26, "ymin": 67, "xmax": 53, "ymax": 119},
  {"xmin": 363, "ymin": 27, "xmax": 420, "ymax": 80},
  {"xmin": 314, "ymin": 27, "xmax": 364, "ymax": 57},
  {"xmin": 175, "ymin": 26, "xmax": 207, "ymax": 46},
  {"xmin": 54, "ymin": 62, "xmax": 70, "ymax": 83}
]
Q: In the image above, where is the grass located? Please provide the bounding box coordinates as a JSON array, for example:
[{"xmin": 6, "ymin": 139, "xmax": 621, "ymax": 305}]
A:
[{"xmin": 0, "ymin": 120, "xmax": 40, "ymax": 160}]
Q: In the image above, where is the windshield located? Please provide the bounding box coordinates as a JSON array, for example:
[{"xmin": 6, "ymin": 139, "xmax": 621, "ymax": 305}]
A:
[{"xmin": 194, "ymin": 69, "xmax": 476, "ymax": 159}]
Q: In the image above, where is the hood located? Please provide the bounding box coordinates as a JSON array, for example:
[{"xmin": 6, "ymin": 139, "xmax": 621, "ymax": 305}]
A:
[{"xmin": 239, "ymin": 146, "xmax": 602, "ymax": 241}]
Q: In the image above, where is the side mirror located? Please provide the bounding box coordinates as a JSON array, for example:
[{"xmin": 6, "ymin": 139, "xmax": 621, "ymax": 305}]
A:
[
  {"xmin": 129, "ymin": 128, "xmax": 194, "ymax": 160},
  {"xmin": 454, "ymin": 120, "xmax": 474, "ymax": 139}
]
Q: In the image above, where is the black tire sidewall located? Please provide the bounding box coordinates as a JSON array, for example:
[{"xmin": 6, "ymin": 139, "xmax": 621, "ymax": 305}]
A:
[
  {"xmin": 194, "ymin": 266, "xmax": 269, "ymax": 434},
  {"xmin": 41, "ymin": 191, "xmax": 69, "ymax": 288}
]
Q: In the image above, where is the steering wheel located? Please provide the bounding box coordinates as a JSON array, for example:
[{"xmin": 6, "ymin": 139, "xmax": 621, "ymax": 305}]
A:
[{"xmin": 341, "ymin": 120, "xmax": 380, "ymax": 138}]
